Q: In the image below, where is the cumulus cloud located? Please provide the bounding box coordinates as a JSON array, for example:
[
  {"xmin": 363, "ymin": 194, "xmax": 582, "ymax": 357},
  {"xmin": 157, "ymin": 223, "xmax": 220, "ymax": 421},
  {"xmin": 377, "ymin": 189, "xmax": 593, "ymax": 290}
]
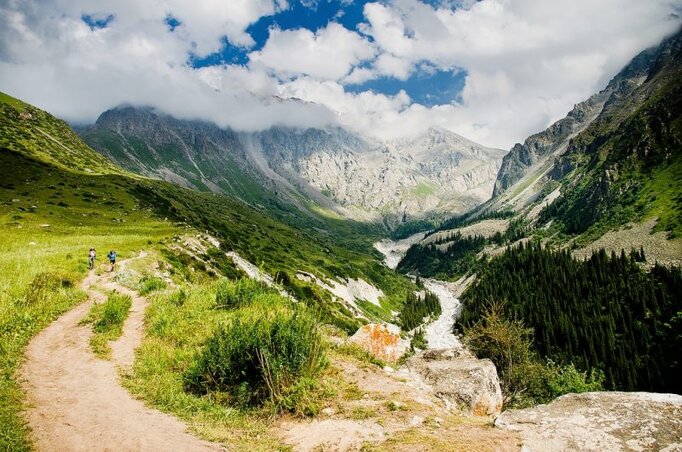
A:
[
  {"xmin": 351, "ymin": 0, "xmax": 682, "ymax": 146},
  {"xmin": 0, "ymin": 0, "xmax": 680, "ymax": 149},
  {"xmin": 0, "ymin": 0, "xmax": 337, "ymax": 130},
  {"xmin": 249, "ymin": 23, "xmax": 375, "ymax": 80}
]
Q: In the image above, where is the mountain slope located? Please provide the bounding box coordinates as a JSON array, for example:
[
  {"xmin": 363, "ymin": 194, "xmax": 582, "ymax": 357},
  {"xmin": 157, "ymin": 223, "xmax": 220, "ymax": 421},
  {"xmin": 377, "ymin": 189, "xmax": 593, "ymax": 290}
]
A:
[
  {"xmin": 398, "ymin": 28, "xmax": 682, "ymax": 281},
  {"xmin": 0, "ymin": 92, "xmax": 126, "ymax": 176},
  {"xmin": 492, "ymin": 46, "xmax": 658, "ymax": 201},
  {"xmin": 0, "ymin": 91, "xmax": 418, "ymax": 449},
  {"xmin": 79, "ymin": 110, "xmax": 505, "ymax": 225},
  {"xmin": 538, "ymin": 31, "xmax": 682, "ymax": 239}
]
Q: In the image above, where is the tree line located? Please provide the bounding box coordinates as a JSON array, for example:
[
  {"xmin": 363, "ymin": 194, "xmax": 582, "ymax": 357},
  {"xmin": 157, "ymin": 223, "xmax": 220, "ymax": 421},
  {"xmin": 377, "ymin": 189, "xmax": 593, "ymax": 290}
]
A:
[{"xmin": 457, "ymin": 242, "xmax": 682, "ymax": 393}]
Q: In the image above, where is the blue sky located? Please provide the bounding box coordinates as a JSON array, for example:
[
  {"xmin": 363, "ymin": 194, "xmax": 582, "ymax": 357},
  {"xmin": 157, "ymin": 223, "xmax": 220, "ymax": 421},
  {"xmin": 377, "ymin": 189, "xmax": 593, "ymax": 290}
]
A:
[{"xmin": 187, "ymin": 0, "xmax": 465, "ymax": 106}]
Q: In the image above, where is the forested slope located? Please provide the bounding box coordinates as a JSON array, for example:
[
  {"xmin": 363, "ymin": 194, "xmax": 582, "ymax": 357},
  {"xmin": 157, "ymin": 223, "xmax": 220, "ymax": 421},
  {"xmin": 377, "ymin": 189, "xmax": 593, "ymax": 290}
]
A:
[{"xmin": 458, "ymin": 243, "xmax": 681, "ymax": 393}]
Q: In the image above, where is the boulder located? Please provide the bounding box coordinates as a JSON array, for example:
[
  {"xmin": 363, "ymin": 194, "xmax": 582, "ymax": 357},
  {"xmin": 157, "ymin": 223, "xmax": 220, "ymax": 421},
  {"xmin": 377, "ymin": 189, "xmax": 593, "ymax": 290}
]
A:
[
  {"xmin": 348, "ymin": 323, "xmax": 409, "ymax": 363},
  {"xmin": 404, "ymin": 348, "xmax": 503, "ymax": 416},
  {"xmin": 495, "ymin": 392, "xmax": 682, "ymax": 451}
]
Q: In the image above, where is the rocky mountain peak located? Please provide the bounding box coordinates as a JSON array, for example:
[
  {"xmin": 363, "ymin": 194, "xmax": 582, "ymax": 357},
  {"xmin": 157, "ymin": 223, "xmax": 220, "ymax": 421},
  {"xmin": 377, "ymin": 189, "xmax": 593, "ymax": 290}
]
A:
[{"xmin": 80, "ymin": 111, "xmax": 506, "ymax": 224}]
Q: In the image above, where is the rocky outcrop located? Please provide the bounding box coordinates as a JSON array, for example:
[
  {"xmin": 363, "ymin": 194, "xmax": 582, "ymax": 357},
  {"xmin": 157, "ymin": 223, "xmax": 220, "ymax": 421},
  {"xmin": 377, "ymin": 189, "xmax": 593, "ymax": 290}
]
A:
[
  {"xmin": 492, "ymin": 43, "xmax": 659, "ymax": 199},
  {"xmin": 495, "ymin": 392, "xmax": 682, "ymax": 451},
  {"xmin": 348, "ymin": 323, "xmax": 410, "ymax": 363},
  {"xmin": 404, "ymin": 348, "xmax": 503, "ymax": 416}
]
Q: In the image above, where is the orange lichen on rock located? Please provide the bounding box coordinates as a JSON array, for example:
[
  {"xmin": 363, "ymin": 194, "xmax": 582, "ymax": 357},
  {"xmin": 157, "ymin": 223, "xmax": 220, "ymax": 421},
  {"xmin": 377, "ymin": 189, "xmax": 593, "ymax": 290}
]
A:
[{"xmin": 349, "ymin": 323, "xmax": 409, "ymax": 363}]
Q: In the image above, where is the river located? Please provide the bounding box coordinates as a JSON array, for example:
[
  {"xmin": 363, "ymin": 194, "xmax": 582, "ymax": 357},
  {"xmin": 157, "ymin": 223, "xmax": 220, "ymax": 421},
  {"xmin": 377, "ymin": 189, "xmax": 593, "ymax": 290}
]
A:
[{"xmin": 374, "ymin": 233, "xmax": 464, "ymax": 349}]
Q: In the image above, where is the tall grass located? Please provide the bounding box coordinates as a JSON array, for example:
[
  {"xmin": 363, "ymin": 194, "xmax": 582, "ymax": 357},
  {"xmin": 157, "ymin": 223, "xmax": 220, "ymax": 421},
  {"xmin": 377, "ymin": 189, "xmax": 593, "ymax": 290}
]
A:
[
  {"xmin": 81, "ymin": 291, "xmax": 132, "ymax": 357},
  {"xmin": 184, "ymin": 301, "xmax": 327, "ymax": 415},
  {"xmin": 214, "ymin": 277, "xmax": 275, "ymax": 310},
  {"xmin": 138, "ymin": 275, "xmax": 167, "ymax": 295}
]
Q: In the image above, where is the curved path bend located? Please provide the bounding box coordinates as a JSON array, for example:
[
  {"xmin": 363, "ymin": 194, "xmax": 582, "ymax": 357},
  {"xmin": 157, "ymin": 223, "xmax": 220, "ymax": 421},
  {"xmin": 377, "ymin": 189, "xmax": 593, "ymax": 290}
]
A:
[{"xmin": 20, "ymin": 253, "xmax": 221, "ymax": 451}]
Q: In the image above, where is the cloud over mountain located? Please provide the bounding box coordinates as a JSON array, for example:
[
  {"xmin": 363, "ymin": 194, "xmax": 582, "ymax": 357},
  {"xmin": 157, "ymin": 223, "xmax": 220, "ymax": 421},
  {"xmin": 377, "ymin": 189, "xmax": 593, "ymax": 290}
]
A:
[{"xmin": 0, "ymin": 0, "xmax": 679, "ymax": 148}]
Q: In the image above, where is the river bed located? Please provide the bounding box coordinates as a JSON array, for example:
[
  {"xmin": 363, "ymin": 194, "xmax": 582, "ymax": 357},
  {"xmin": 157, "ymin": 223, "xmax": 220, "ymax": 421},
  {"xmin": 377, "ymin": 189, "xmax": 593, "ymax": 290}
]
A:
[{"xmin": 374, "ymin": 233, "xmax": 463, "ymax": 349}]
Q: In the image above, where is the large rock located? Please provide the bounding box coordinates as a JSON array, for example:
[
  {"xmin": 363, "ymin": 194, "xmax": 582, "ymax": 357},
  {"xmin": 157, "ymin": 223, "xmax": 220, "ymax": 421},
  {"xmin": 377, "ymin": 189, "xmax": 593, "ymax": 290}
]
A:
[
  {"xmin": 348, "ymin": 323, "xmax": 410, "ymax": 363},
  {"xmin": 495, "ymin": 392, "xmax": 682, "ymax": 451},
  {"xmin": 404, "ymin": 348, "xmax": 503, "ymax": 416}
]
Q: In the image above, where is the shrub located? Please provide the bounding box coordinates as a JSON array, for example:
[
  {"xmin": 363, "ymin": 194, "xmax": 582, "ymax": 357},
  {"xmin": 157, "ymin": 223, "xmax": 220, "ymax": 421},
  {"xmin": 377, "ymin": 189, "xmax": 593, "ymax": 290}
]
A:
[
  {"xmin": 545, "ymin": 361, "xmax": 605, "ymax": 398},
  {"xmin": 464, "ymin": 301, "xmax": 604, "ymax": 407},
  {"xmin": 94, "ymin": 292, "xmax": 132, "ymax": 334},
  {"xmin": 138, "ymin": 275, "xmax": 167, "ymax": 295},
  {"xmin": 214, "ymin": 277, "xmax": 274, "ymax": 310},
  {"xmin": 184, "ymin": 302, "xmax": 327, "ymax": 414},
  {"xmin": 168, "ymin": 288, "xmax": 187, "ymax": 306}
]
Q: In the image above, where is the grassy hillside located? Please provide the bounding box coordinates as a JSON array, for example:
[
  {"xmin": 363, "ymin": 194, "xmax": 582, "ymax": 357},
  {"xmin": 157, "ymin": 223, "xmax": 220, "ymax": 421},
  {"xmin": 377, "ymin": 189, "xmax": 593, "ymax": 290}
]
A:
[
  {"xmin": 538, "ymin": 43, "xmax": 682, "ymax": 241},
  {"xmin": 0, "ymin": 92, "xmax": 414, "ymax": 450},
  {"xmin": 80, "ymin": 122, "xmax": 278, "ymax": 207},
  {"xmin": 0, "ymin": 150, "xmax": 178, "ymax": 450},
  {"xmin": 0, "ymin": 92, "xmax": 125, "ymax": 176}
]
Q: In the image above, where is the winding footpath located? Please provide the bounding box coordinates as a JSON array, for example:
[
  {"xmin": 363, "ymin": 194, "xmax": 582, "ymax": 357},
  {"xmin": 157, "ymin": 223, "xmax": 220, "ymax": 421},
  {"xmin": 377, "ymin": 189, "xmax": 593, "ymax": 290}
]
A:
[{"xmin": 20, "ymin": 253, "xmax": 221, "ymax": 451}]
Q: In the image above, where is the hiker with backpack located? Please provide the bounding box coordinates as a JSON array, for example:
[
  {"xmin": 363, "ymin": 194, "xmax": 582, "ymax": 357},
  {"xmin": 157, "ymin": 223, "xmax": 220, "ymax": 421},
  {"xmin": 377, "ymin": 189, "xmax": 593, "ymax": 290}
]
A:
[
  {"xmin": 107, "ymin": 250, "xmax": 117, "ymax": 272},
  {"xmin": 88, "ymin": 248, "xmax": 96, "ymax": 270}
]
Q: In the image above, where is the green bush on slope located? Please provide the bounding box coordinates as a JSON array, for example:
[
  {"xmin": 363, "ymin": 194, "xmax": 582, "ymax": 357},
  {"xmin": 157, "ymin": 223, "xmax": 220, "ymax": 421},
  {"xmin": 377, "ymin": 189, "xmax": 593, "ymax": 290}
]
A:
[
  {"xmin": 184, "ymin": 300, "xmax": 327, "ymax": 415},
  {"xmin": 463, "ymin": 302, "xmax": 604, "ymax": 408}
]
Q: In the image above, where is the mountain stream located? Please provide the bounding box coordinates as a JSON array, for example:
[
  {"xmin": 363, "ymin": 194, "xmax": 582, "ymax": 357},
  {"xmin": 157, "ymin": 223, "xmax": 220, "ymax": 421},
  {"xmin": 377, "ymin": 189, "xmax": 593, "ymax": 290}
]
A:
[{"xmin": 374, "ymin": 233, "xmax": 463, "ymax": 349}]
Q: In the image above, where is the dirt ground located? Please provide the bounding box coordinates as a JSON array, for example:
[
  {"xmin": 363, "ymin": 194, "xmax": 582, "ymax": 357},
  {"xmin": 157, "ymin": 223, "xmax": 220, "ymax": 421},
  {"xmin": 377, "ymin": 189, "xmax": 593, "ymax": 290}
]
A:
[
  {"xmin": 20, "ymin": 253, "xmax": 222, "ymax": 451},
  {"xmin": 275, "ymin": 352, "xmax": 519, "ymax": 451}
]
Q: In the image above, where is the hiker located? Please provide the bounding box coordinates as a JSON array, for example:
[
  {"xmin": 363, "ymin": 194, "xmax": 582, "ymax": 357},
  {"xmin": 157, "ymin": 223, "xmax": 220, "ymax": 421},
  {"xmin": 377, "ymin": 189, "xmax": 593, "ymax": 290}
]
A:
[
  {"xmin": 107, "ymin": 250, "xmax": 117, "ymax": 272},
  {"xmin": 88, "ymin": 248, "xmax": 96, "ymax": 270}
]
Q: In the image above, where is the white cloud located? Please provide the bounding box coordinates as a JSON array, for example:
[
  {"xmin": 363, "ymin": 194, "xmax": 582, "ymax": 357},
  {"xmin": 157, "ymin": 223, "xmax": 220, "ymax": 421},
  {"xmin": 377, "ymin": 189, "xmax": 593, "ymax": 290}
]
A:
[
  {"xmin": 0, "ymin": 0, "xmax": 680, "ymax": 150},
  {"xmin": 249, "ymin": 23, "xmax": 375, "ymax": 80},
  {"xmin": 355, "ymin": 0, "xmax": 682, "ymax": 147},
  {"xmin": 0, "ymin": 0, "xmax": 336, "ymax": 130}
]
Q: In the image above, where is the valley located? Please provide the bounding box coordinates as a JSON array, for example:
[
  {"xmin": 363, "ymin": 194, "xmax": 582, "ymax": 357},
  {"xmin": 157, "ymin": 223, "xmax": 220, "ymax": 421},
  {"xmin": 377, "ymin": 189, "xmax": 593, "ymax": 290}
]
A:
[{"xmin": 0, "ymin": 17, "xmax": 681, "ymax": 452}]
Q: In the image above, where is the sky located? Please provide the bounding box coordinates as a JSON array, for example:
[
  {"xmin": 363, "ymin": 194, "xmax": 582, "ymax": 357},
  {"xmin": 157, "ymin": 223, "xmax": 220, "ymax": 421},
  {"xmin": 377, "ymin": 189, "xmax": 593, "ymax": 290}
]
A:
[{"xmin": 0, "ymin": 0, "xmax": 680, "ymax": 149}]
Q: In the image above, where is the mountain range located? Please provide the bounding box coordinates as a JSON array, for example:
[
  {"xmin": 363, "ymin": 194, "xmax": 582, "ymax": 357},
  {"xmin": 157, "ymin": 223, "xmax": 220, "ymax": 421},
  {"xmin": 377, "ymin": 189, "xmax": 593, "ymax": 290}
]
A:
[{"xmin": 78, "ymin": 109, "xmax": 505, "ymax": 226}]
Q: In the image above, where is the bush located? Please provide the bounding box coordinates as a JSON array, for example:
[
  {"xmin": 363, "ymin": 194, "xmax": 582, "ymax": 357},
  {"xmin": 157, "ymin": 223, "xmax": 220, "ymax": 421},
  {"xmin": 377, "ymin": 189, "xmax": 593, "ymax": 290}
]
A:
[
  {"xmin": 138, "ymin": 275, "xmax": 167, "ymax": 295},
  {"xmin": 463, "ymin": 301, "xmax": 604, "ymax": 407},
  {"xmin": 545, "ymin": 361, "xmax": 605, "ymax": 398},
  {"xmin": 25, "ymin": 271, "xmax": 78, "ymax": 304},
  {"xmin": 168, "ymin": 288, "xmax": 187, "ymax": 306},
  {"xmin": 184, "ymin": 302, "xmax": 327, "ymax": 414},
  {"xmin": 214, "ymin": 277, "xmax": 274, "ymax": 310}
]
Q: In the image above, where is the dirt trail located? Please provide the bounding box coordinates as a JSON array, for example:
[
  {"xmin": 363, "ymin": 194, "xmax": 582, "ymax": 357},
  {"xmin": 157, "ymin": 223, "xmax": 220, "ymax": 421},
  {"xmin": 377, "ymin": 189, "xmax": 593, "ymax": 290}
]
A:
[{"xmin": 20, "ymin": 253, "xmax": 222, "ymax": 451}]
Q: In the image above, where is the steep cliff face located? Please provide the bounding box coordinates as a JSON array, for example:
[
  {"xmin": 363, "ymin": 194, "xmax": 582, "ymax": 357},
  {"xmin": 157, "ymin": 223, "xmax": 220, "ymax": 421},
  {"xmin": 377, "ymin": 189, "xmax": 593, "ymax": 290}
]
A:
[
  {"xmin": 79, "ymin": 107, "xmax": 273, "ymax": 203},
  {"xmin": 492, "ymin": 44, "xmax": 659, "ymax": 200},
  {"xmin": 80, "ymin": 112, "xmax": 505, "ymax": 224}
]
